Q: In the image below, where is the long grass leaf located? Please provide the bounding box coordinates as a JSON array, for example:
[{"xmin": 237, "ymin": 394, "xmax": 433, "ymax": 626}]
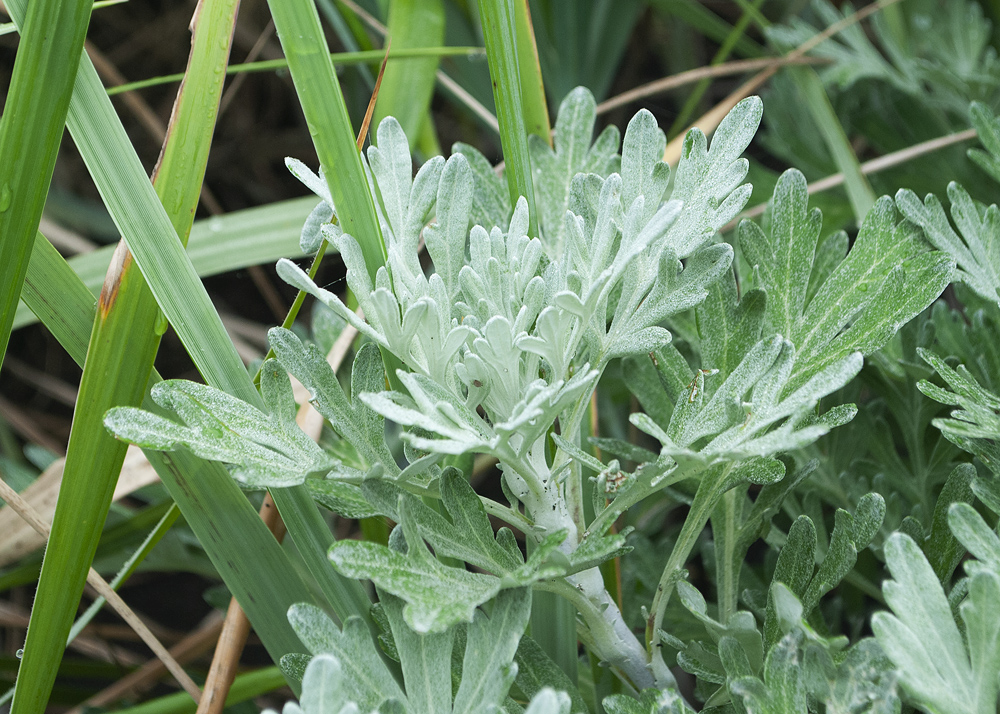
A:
[
  {"xmin": 648, "ymin": 0, "xmax": 765, "ymax": 58},
  {"xmin": 373, "ymin": 0, "xmax": 446, "ymax": 145},
  {"xmin": 513, "ymin": 0, "xmax": 551, "ymax": 145},
  {"xmin": 316, "ymin": 0, "xmax": 377, "ymax": 89},
  {"xmin": 667, "ymin": 0, "xmax": 766, "ymax": 139},
  {"xmin": 788, "ymin": 66, "xmax": 875, "ymax": 222},
  {"xmin": 0, "ymin": 0, "xmax": 93, "ymax": 703},
  {"xmin": 529, "ymin": 590, "xmax": 579, "ymax": 684},
  {"xmin": 11, "ymin": 0, "xmax": 245, "ymax": 706},
  {"xmin": 14, "ymin": 247, "xmax": 167, "ymax": 710},
  {"xmin": 479, "ymin": 0, "xmax": 538, "ymax": 235},
  {"xmin": 335, "ymin": 0, "xmax": 502, "ymax": 135},
  {"xmin": 0, "ymin": 0, "xmax": 93, "ymax": 373},
  {"xmin": 13, "ymin": 197, "xmax": 315, "ymax": 331},
  {"xmin": 67, "ymin": 505, "xmax": 181, "ymax": 645},
  {"xmin": 0, "ymin": 0, "xmax": 122, "ymax": 37},
  {"xmin": 20, "ymin": 230, "xmax": 318, "ymax": 688},
  {"xmin": 111, "ymin": 667, "xmax": 287, "ymax": 714},
  {"xmin": 19, "ymin": 233, "xmax": 98, "ymax": 361},
  {"xmin": 266, "ymin": 0, "xmax": 386, "ymax": 281}
]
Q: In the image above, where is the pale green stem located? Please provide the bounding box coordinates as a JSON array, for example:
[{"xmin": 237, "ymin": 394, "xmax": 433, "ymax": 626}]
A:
[
  {"xmin": 498, "ymin": 417, "xmax": 663, "ymax": 691},
  {"xmin": 647, "ymin": 463, "xmax": 733, "ymax": 678},
  {"xmin": 557, "ymin": 390, "xmax": 597, "ymax": 538},
  {"xmin": 481, "ymin": 495, "xmax": 534, "ymax": 533},
  {"xmin": 533, "ymin": 578, "xmax": 658, "ymax": 692}
]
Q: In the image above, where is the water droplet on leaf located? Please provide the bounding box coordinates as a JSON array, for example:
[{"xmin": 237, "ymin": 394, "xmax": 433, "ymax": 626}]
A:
[{"xmin": 0, "ymin": 184, "xmax": 12, "ymax": 212}]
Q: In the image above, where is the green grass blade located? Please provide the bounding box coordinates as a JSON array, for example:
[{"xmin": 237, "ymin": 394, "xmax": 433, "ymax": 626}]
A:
[
  {"xmin": 0, "ymin": 0, "xmax": 122, "ymax": 36},
  {"xmin": 269, "ymin": 487, "xmax": 374, "ymax": 627},
  {"xmin": 316, "ymin": 0, "xmax": 376, "ymax": 89},
  {"xmin": 790, "ymin": 66, "xmax": 876, "ymax": 222},
  {"xmin": 0, "ymin": 0, "xmax": 93, "ymax": 373},
  {"xmin": 20, "ymin": 231, "xmax": 318, "ymax": 688},
  {"xmin": 19, "ymin": 232, "xmax": 98, "ymax": 361},
  {"xmin": 111, "ymin": 667, "xmax": 286, "ymax": 714},
  {"xmin": 14, "ymin": 249, "xmax": 165, "ymax": 711},
  {"xmin": 648, "ymin": 0, "xmax": 765, "ymax": 58},
  {"xmin": 529, "ymin": 588, "xmax": 579, "ymax": 684},
  {"xmin": 266, "ymin": 0, "xmax": 387, "ymax": 282},
  {"xmin": 11, "ymin": 0, "xmax": 244, "ymax": 707},
  {"xmin": 327, "ymin": 0, "xmax": 378, "ymax": 54},
  {"xmin": 106, "ymin": 47, "xmax": 484, "ymax": 97},
  {"xmin": 668, "ymin": 0, "xmax": 765, "ymax": 139},
  {"xmin": 479, "ymin": 0, "xmax": 539, "ymax": 236},
  {"xmin": 67, "ymin": 504, "xmax": 181, "ymax": 644},
  {"xmin": 514, "ymin": 0, "xmax": 551, "ymax": 145},
  {"xmin": 13, "ymin": 196, "xmax": 315, "ymax": 331},
  {"xmin": 373, "ymin": 0, "xmax": 446, "ymax": 144},
  {"xmin": 264, "ymin": 0, "xmax": 415, "ymax": 608},
  {"xmin": 61, "ymin": 60, "xmax": 263, "ymax": 406}
]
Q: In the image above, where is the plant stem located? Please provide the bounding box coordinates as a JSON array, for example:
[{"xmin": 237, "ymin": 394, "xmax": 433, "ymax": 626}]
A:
[
  {"xmin": 106, "ymin": 47, "xmax": 484, "ymax": 96},
  {"xmin": 647, "ymin": 464, "xmax": 731, "ymax": 675},
  {"xmin": 501, "ymin": 437, "xmax": 661, "ymax": 690},
  {"xmin": 533, "ymin": 578, "xmax": 657, "ymax": 692},
  {"xmin": 253, "ymin": 239, "xmax": 332, "ymax": 385},
  {"xmin": 586, "ymin": 469, "xmax": 675, "ymax": 540}
]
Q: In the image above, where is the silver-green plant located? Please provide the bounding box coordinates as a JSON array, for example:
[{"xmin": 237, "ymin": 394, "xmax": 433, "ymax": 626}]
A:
[{"xmin": 104, "ymin": 87, "xmax": 958, "ymax": 710}]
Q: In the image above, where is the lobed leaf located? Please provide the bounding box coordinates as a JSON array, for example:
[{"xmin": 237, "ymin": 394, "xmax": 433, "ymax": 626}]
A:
[
  {"xmin": 872, "ymin": 532, "xmax": 998, "ymax": 714},
  {"xmin": 896, "ymin": 180, "xmax": 999, "ymax": 306},
  {"xmin": 328, "ymin": 497, "xmax": 501, "ymax": 633},
  {"xmin": 286, "ymin": 604, "xmax": 404, "ymax": 709},
  {"xmin": 104, "ymin": 363, "xmax": 333, "ymax": 487},
  {"xmin": 741, "ymin": 171, "xmax": 953, "ymax": 394}
]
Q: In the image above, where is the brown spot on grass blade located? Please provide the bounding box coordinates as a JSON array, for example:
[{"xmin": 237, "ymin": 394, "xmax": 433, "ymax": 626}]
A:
[
  {"xmin": 358, "ymin": 38, "xmax": 391, "ymax": 150},
  {"xmin": 98, "ymin": 241, "xmax": 133, "ymax": 318}
]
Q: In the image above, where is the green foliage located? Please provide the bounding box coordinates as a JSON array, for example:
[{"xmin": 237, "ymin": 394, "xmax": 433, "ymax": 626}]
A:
[
  {"xmin": 6, "ymin": 0, "xmax": 1000, "ymax": 709},
  {"xmin": 896, "ymin": 182, "xmax": 1000, "ymax": 306},
  {"xmin": 762, "ymin": 0, "xmax": 1000, "ymax": 204},
  {"xmin": 873, "ymin": 521, "xmax": 1000, "ymax": 714},
  {"xmin": 743, "ymin": 170, "xmax": 953, "ymax": 389},
  {"xmin": 96, "ymin": 76, "xmax": 998, "ymax": 714},
  {"xmin": 106, "ymin": 361, "xmax": 336, "ymax": 488},
  {"xmin": 768, "ymin": 0, "xmax": 1000, "ymax": 117},
  {"xmin": 918, "ymin": 349, "xmax": 1000, "ymax": 443},
  {"xmin": 273, "ymin": 584, "xmax": 542, "ymax": 713}
]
